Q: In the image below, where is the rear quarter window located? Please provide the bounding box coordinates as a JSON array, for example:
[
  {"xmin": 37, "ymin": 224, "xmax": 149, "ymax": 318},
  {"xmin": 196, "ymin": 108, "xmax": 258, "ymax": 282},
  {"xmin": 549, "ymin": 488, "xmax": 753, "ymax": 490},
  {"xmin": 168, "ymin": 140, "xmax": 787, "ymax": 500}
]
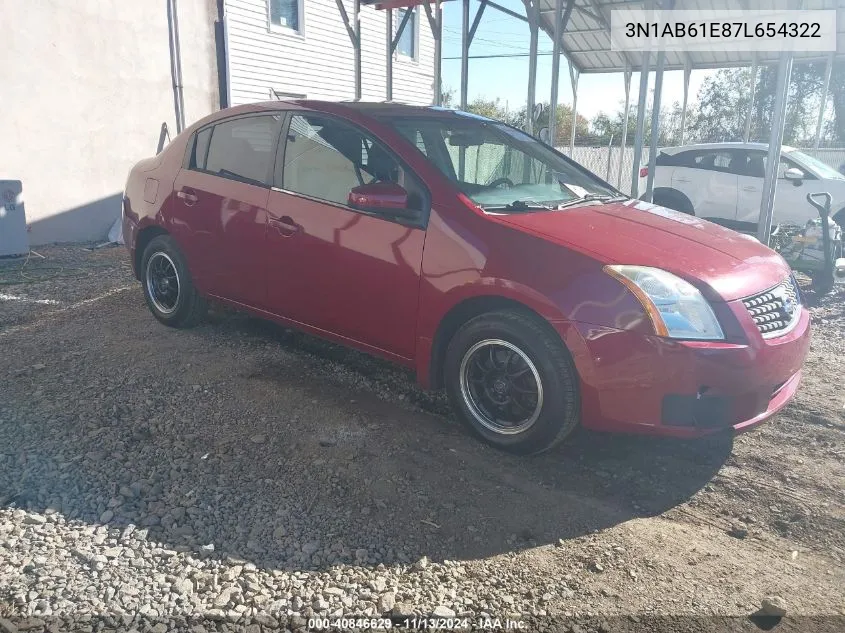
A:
[
  {"xmin": 655, "ymin": 151, "xmax": 675, "ymax": 166},
  {"xmin": 190, "ymin": 127, "xmax": 212, "ymax": 170}
]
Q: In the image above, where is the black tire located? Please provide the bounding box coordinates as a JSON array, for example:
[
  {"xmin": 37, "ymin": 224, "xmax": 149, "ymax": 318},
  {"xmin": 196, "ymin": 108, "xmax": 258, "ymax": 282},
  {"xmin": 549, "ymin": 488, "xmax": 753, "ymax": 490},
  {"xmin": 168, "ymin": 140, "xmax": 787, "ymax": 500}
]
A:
[
  {"xmin": 653, "ymin": 188, "xmax": 694, "ymax": 215},
  {"xmin": 141, "ymin": 235, "xmax": 207, "ymax": 328},
  {"xmin": 444, "ymin": 310, "xmax": 580, "ymax": 455}
]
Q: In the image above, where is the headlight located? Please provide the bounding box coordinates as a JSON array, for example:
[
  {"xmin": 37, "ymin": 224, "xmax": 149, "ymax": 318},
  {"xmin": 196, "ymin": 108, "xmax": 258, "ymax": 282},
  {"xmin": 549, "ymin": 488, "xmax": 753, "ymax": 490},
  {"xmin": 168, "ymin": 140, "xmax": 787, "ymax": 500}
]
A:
[{"xmin": 604, "ymin": 265, "xmax": 724, "ymax": 340}]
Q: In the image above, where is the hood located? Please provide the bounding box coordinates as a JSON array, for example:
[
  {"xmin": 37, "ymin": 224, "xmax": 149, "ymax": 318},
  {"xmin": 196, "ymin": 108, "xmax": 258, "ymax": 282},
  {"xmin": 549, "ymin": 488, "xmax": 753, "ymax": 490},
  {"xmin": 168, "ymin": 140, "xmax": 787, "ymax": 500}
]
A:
[{"xmin": 494, "ymin": 199, "xmax": 791, "ymax": 302}]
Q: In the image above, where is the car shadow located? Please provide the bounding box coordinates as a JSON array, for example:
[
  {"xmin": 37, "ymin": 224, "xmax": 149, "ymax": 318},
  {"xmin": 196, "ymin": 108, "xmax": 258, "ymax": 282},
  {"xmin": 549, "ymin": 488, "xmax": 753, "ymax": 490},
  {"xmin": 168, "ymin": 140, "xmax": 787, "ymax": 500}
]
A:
[{"xmin": 1, "ymin": 308, "xmax": 733, "ymax": 573}]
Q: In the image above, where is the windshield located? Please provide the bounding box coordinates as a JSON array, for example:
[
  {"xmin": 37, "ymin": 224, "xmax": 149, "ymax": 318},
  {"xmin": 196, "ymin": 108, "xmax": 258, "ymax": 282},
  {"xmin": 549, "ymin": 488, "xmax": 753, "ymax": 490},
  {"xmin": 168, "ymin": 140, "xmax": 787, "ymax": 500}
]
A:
[
  {"xmin": 787, "ymin": 150, "xmax": 845, "ymax": 180},
  {"xmin": 387, "ymin": 116, "xmax": 619, "ymax": 210}
]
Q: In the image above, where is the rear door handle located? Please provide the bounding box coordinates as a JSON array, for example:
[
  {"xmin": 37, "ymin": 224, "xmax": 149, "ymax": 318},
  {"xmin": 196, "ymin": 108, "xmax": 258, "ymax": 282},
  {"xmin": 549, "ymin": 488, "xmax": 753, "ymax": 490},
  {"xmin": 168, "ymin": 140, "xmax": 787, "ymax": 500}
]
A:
[
  {"xmin": 742, "ymin": 186, "xmax": 759, "ymax": 192},
  {"xmin": 177, "ymin": 189, "xmax": 198, "ymax": 206},
  {"xmin": 674, "ymin": 177, "xmax": 691, "ymax": 183},
  {"xmin": 269, "ymin": 215, "xmax": 299, "ymax": 237}
]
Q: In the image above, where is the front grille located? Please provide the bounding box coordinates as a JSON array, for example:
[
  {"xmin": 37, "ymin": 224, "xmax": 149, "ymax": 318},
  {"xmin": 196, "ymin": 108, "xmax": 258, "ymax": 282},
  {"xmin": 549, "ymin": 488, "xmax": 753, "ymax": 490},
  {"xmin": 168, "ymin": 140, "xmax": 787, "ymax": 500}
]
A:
[{"xmin": 742, "ymin": 277, "xmax": 801, "ymax": 338}]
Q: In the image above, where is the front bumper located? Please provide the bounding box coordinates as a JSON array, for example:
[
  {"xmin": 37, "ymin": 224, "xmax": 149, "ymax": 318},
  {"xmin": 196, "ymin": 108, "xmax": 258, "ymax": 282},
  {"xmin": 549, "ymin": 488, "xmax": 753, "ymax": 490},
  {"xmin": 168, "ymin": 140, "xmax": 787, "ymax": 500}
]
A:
[{"xmin": 555, "ymin": 304, "xmax": 811, "ymax": 438}]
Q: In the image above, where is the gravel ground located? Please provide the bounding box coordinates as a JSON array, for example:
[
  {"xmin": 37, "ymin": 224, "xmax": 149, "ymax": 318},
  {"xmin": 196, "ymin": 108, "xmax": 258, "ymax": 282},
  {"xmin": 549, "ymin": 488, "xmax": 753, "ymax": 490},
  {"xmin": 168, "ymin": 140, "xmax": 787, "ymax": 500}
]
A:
[{"xmin": 0, "ymin": 245, "xmax": 843, "ymax": 633}]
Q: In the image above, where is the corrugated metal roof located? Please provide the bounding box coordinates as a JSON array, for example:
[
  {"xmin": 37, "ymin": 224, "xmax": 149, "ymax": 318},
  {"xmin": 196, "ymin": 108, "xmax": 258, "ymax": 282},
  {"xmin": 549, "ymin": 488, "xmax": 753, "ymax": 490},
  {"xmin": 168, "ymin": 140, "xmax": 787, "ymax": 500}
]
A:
[{"xmin": 536, "ymin": 0, "xmax": 845, "ymax": 73}]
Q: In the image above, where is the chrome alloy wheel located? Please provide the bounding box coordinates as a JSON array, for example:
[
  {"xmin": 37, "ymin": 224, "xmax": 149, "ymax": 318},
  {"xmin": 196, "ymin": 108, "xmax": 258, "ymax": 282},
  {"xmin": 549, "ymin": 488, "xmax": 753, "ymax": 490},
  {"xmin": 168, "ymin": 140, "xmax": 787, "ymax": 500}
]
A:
[
  {"xmin": 459, "ymin": 339, "xmax": 544, "ymax": 435},
  {"xmin": 145, "ymin": 252, "xmax": 181, "ymax": 315}
]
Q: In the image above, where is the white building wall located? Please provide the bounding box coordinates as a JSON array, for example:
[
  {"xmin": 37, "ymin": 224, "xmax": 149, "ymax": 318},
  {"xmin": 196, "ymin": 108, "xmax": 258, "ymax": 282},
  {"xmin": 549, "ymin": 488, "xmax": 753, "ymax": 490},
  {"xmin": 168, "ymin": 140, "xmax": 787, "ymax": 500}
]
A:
[
  {"xmin": 225, "ymin": 0, "xmax": 435, "ymax": 106},
  {"xmin": 0, "ymin": 0, "xmax": 219, "ymax": 245}
]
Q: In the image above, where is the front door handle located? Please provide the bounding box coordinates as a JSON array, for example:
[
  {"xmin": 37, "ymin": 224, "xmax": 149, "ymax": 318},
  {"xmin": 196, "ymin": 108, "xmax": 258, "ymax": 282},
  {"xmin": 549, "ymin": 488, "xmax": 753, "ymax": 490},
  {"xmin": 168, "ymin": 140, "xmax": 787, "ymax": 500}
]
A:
[
  {"xmin": 177, "ymin": 189, "xmax": 198, "ymax": 206},
  {"xmin": 674, "ymin": 177, "xmax": 691, "ymax": 183},
  {"xmin": 269, "ymin": 215, "xmax": 299, "ymax": 237},
  {"xmin": 742, "ymin": 186, "xmax": 759, "ymax": 192}
]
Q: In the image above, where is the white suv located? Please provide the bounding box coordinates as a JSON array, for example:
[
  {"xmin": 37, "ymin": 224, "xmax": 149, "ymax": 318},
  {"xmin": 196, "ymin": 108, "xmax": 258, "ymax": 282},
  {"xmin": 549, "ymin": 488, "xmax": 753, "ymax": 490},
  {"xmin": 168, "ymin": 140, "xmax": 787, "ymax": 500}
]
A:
[{"xmin": 642, "ymin": 142, "xmax": 845, "ymax": 230}]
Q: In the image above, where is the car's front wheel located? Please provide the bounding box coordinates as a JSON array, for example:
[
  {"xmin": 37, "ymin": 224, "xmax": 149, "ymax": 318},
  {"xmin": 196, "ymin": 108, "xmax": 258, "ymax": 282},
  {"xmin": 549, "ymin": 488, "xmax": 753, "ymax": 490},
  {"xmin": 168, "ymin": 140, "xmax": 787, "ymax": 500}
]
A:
[
  {"xmin": 141, "ymin": 235, "xmax": 207, "ymax": 328},
  {"xmin": 444, "ymin": 310, "xmax": 580, "ymax": 455}
]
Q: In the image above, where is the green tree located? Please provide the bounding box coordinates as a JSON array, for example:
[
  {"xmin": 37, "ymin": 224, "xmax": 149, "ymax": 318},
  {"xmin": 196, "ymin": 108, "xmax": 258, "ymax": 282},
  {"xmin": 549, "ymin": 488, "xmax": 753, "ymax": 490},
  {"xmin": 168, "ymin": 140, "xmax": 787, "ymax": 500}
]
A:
[
  {"xmin": 591, "ymin": 98, "xmax": 691, "ymax": 147},
  {"xmin": 830, "ymin": 60, "xmax": 845, "ymax": 145},
  {"xmin": 465, "ymin": 97, "xmax": 514, "ymax": 123},
  {"xmin": 688, "ymin": 68, "xmax": 750, "ymax": 142},
  {"xmin": 440, "ymin": 86, "xmax": 455, "ymax": 108},
  {"xmin": 590, "ymin": 104, "xmax": 638, "ymax": 144},
  {"xmin": 689, "ymin": 61, "xmax": 844, "ymax": 145},
  {"xmin": 509, "ymin": 103, "xmax": 589, "ymax": 146}
]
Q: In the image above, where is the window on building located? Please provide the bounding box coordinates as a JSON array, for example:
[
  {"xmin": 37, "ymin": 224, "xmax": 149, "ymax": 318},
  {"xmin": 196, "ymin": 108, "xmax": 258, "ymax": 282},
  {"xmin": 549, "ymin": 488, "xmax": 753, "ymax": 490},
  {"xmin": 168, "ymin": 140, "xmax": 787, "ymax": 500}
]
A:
[
  {"xmin": 395, "ymin": 8, "xmax": 416, "ymax": 58},
  {"xmin": 205, "ymin": 116, "xmax": 279, "ymax": 186},
  {"xmin": 270, "ymin": 0, "xmax": 302, "ymax": 33}
]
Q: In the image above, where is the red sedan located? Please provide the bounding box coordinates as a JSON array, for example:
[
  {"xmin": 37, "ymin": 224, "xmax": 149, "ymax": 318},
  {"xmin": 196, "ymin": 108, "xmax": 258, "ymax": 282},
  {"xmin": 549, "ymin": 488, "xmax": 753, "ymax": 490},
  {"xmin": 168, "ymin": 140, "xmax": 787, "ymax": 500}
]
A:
[{"xmin": 123, "ymin": 101, "xmax": 810, "ymax": 454}]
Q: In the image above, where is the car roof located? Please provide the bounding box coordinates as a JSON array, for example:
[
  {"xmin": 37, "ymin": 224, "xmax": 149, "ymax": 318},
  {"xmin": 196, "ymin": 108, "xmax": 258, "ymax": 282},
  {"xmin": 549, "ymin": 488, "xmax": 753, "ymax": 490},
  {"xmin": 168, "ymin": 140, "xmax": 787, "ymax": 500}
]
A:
[
  {"xmin": 208, "ymin": 99, "xmax": 493, "ymax": 121},
  {"xmin": 659, "ymin": 142, "xmax": 797, "ymax": 154}
]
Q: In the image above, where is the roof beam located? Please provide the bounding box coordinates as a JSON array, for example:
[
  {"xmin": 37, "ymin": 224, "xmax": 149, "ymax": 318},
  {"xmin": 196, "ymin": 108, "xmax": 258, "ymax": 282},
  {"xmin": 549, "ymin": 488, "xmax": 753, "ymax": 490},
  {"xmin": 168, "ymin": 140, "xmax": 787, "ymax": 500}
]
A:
[
  {"xmin": 581, "ymin": 0, "xmax": 639, "ymax": 72},
  {"xmin": 486, "ymin": 1, "xmax": 528, "ymax": 23},
  {"xmin": 539, "ymin": 5, "xmax": 602, "ymax": 23},
  {"xmin": 534, "ymin": 0, "xmax": 582, "ymax": 73},
  {"xmin": 468, "ymin": 0, "xmax": 488, "ymax": 46}
]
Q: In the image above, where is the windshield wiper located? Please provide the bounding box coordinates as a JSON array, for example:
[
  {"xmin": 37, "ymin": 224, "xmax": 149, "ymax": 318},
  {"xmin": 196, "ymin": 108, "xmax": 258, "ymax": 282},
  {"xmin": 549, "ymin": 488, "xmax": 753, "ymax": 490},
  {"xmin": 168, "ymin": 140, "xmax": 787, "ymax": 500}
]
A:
[
  {"xmin": 484, "ymin": 199, "xmax": 555, "ymax": 212},
  {"xmin": 554, "ymin": 193, "xmax": 628, "ymax": 209}
]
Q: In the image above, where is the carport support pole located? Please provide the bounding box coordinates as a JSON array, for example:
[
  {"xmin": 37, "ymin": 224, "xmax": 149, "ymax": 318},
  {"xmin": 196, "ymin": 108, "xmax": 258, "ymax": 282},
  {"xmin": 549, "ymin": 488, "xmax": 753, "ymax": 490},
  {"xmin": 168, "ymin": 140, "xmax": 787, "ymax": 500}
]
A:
[
  {"xmin": 744, "ymin": 55, "xmax": 758, "ymax": 142},
  {"xmin": 679, "ymin": 59, "xmax": 691, "ymax": 145},
  {"xmin": 568, "ymin": 63, "xmax": 579, "ymax": 155},
  {"xmin": 459, "ymin": 0, "xmax": 470, "ymax": 180},
  {"xmin": 386, "ymin": 9, "xmax": 393, "ymax": 101},
  {"xmin": 630, "ymin": 54, "xmax": 650, "ymax": 198},
  {"xmin": 460, "ymin": 0, "xmax": 469, "ymax": 110},
  {"xmin": 166, "ymin": 0, "xmax": 186, "ymax": 133},
  {"xmin": 617, "ymin": 66, "xmax": 632, "ymax": 189},
  {"xmin": 757, "ymin": 51, "xmax": 793, "ymax": 245},
  {"xmin": 354, "ymin": 0, "xmax": 361, "ymax": 100},
  {"xmin": 434, "ymin": 1, "xmax": 442, "ymax": 105},
  {"xmin": 526, "ymin": 1, "xmax": 539, "ymax": 137},
  {"xmin": 335, "ymin": 0, "xmax": 361, "ymax": 100},
  {"xmin": 814, "ymin": 52, "xmax": 834, "ymax": 149},
  {"xmin": 423, "ymin": 1, "xmax": 443, "ymax": 105},
  {"xmin": 644, "ymin": 50, "xmax": 665, "ymax": 203},
  {"xmin": 548, "ymin": 0, "xmax": 563, "ymax": 147}
]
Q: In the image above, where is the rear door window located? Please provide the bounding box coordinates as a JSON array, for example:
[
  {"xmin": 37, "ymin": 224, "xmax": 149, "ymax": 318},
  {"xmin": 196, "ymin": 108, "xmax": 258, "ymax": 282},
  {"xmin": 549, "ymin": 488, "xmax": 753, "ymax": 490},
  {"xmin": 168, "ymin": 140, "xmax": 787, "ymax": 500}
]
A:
[
  {"xmin": 204, "ymin": 115, "xmax": 280, "ymax": 186},
  {"xmin": 693, "ymin": 151, "xmax": 732, "ymax": 172},
  {"xmin": 655, "ymin": 151, "xmax": 675, "ymax": 166}
]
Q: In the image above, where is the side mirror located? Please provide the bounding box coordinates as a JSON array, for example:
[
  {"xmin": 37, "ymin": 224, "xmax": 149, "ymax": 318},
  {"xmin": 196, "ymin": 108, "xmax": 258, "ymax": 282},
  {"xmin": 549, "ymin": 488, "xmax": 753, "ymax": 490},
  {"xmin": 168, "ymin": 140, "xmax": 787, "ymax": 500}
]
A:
[
  {"xmin": 538, "ymin": 127, "xmax": 550, "ymax": 144},
  {"xmin": 347, "ymin": 182, "xmax": 416, "ymax": 219},
  {"xmin": 783, "ymin": 167, "xmax": 805, "ymax": 185}
]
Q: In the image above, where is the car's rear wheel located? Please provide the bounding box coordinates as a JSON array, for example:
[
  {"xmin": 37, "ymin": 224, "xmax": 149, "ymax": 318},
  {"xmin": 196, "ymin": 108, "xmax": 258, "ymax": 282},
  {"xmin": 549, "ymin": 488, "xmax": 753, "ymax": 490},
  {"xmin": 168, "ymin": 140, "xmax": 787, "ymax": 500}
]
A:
[
  {"xmin": 444, "ymin": 310, "xmax": 580, "ymax": 455},
  {"xmin": 141, "ymin": 235, "xmax": 206, "ymax": 328}
]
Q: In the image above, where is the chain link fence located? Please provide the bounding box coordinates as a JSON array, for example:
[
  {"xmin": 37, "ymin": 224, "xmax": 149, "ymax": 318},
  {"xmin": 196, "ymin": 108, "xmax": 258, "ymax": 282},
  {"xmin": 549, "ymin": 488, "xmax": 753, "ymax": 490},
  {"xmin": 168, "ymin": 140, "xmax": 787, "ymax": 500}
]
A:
[{"xmin": 558, "ymin": 146, "xmax": 845, "ymax": 196}]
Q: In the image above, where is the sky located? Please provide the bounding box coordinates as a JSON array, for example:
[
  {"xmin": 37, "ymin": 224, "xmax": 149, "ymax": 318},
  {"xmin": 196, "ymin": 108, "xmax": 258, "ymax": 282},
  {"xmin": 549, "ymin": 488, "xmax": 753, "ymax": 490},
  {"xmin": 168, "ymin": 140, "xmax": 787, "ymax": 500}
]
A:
[{"xmin": 439, "ymin": 0, "xmax": 716, "ymax": 122}]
